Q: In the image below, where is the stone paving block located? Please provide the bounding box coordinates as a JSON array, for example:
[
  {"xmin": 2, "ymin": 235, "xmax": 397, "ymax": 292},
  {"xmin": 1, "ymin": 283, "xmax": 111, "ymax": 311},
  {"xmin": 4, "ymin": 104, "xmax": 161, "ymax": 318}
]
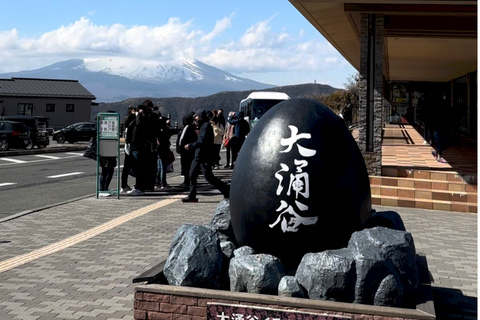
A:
[{"xmin": 0, "ymin": 189, "xmax": 476, "ymax": 319}]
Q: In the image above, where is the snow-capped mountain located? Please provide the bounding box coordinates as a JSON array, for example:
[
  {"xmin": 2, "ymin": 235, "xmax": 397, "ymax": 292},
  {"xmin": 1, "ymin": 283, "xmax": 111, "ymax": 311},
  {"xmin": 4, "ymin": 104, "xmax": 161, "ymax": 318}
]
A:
[{"xmin": 0, "ymin": 59, "xmax": 273, "ymax": 102}]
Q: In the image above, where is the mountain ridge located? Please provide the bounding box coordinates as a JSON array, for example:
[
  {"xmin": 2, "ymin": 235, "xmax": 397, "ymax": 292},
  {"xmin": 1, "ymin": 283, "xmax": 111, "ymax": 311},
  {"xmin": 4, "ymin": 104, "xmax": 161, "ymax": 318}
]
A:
[
  {"xmin": 0, "ymin": 59, "xmax": 274, "ymax": 102},
  {"xmin": 95, "ymin": 83, "xmax": 340, "ymax": 125},
  {"xmin": 0, "ymin": 59, "xmax": 341, "ymax": 124}
]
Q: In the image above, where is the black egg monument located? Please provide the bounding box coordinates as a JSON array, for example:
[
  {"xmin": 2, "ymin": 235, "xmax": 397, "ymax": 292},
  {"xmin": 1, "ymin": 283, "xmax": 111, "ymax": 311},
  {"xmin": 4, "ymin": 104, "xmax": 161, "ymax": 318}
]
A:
[{"xmin": 230, "ymin": 98, "xmax": 372, "ymax": 269}]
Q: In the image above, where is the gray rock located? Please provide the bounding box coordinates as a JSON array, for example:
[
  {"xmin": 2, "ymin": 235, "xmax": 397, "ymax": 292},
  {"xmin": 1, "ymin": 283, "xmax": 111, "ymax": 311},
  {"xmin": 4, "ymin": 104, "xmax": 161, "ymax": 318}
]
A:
[
  {"xmin": 229, "ymin": 254, "xmax": 286, "ymax": 294},
  {"xmin": 296, "ymin": 249, "xmax": 356, "ymax": 302},
  {"xmin": 352, "ymin": 256, "xmax": 397, "ymax": 304},
  {"xmin": 278, "ymin": 276, "xmax": 305, "ymax": 298},
  {"xmin": 349, "ymin": 227, "xmax": 419, "ymax": 307},
  {"xmin": 366, "ymin": 210, "xmax": 406, "ymax": 231},
  {"xmin": 220, "ymin": 241, "xmax": 236, "ymax": 259},
  {"xmin": 374, "ymin": 274, "xmax": 404, "ymax": 307},
  {"xmin": 164, "ymin": 224, "xmax": 224, "ymax": 289},
  {"xmin": 210, "ymin": 199, "xmax": 237, "ymax": 244},
  {"xmin": 233, "ymin": 246, "xmax": 256, "ymax": 257}
]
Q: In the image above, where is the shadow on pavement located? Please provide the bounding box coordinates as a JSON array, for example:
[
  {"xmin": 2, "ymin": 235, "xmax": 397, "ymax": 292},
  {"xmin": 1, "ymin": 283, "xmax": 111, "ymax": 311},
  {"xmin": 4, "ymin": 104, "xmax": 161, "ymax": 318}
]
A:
[{"xmin": 432, "ymin": 287, "xmax": 477, "ymax": 320}]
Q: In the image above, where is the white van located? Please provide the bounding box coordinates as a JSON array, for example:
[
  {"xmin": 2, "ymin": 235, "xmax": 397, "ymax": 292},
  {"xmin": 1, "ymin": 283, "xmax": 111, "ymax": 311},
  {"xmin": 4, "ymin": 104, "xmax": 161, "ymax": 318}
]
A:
[{"xmin": 239, "ymin": 91, "xmax": 290, "ymax": 129}]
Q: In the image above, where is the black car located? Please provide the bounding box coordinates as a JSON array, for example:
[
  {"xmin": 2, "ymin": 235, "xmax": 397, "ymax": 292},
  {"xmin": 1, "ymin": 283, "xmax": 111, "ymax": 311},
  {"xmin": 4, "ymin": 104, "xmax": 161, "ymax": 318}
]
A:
[
  {"xmin": 53, "ymin": 122, "xmax": 96, "ymax": 144},
  {"xmin": 0, "ymin": 121, "xmax": 32, "ymax": 151},
  {"xmin": 0, "ymin": 116, "xmax": 50, "ymax": 148}
]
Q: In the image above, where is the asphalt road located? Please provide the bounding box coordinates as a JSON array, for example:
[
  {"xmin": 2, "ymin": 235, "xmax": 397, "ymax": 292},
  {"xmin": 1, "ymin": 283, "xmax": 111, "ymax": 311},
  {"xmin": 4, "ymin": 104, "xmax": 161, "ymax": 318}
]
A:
[{"xmin": 0, "ymin": 139, "xmax": 183, "ymax": 220}]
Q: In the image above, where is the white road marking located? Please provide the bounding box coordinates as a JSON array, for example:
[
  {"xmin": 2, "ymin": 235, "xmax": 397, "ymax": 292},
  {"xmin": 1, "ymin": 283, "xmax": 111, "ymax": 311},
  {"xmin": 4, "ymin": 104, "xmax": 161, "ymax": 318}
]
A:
[
  {"xmin": 0, "ymin": 158, "xmax": 27, "ymax": 164},
  {"xmin": 0, "ymin": 183, "xmax": 16, "ymax": 187},
  {"xmin": 34, "ymin": 155, "xmax": 61, "ymax": 160},
  {"xmin": 47, "ymin": 172, "xmax": 84, "ymax": 179},
  {"xmin": 65, "ymin": 152, "xmax": 84, "ymax": 156}
]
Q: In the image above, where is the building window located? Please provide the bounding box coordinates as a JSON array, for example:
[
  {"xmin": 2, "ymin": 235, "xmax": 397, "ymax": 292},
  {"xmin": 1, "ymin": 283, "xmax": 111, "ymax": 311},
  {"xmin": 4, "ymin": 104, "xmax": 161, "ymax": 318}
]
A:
[
  {"xmin": 46, "ymin": 104, "xmax": 55, "ymax": 112},
  {"xmin": 17, "ymin": 103, "xmax": 33, "ymax": 115},
  {"xmin": 66, "ymin": 104, "xmax": 75, "ymax": 112}
]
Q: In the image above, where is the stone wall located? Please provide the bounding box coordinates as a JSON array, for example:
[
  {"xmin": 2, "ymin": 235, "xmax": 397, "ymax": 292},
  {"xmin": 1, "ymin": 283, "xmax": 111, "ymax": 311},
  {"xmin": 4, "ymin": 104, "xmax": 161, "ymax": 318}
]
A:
[
  {"xmin": 134, "ymin": 284, "xmax": 435, "ymax": 320},
  {"xmin": 358, "ymin": 13, "xmax": 385, "ymax": 176}
]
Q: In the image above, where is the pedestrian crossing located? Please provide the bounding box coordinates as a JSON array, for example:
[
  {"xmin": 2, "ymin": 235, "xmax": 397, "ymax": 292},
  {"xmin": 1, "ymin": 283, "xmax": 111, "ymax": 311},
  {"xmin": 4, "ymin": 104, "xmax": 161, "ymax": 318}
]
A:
[{"xmin": 0, "ymin": 152, "xmax": 84, "ymax": 166}]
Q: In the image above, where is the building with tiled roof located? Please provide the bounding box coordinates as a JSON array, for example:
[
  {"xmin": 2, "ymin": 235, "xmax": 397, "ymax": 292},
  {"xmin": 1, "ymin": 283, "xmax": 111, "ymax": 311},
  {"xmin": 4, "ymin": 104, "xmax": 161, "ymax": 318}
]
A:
[{"xmin": 0, "ymin": 78, "xmax": 96, "ymax": 128}]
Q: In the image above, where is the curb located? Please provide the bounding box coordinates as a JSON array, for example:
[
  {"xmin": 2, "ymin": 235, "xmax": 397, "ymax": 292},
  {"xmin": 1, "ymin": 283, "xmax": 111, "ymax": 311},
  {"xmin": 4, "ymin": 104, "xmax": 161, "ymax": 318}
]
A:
[{"xmin": 0, "ymin": 194, "xmax": 95, "ymax": 223}]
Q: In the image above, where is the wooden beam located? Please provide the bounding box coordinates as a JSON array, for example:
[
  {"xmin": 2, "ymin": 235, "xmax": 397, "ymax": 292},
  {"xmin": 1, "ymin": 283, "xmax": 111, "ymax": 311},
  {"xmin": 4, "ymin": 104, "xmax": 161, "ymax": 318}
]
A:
[
  {"xmin": 345, "ymin": 3, "xmax": 477, "ymax": 16},
  {"xmin": 385, "ymin": 15, "xmax": 477, "ymax": 38}
]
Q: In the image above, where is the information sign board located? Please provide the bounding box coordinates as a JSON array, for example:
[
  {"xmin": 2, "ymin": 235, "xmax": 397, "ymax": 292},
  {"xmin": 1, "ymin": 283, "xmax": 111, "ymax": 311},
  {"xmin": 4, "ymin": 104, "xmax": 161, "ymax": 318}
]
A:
[{"xmin": 99, "ymin": 115, "xmax": 119, "ymax": 138}]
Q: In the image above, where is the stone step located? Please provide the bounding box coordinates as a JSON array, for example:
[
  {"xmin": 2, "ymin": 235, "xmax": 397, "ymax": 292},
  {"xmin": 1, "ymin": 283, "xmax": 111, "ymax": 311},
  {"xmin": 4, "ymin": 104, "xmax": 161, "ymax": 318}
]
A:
[
  {"xmin": 369, "ymin": 172, "xmax": 477, "ymax": 213},
  {"xmin": 370, "ymin": 184, "xmax": 477, "ymax": 203},
  {"xmin": 372, "ymin": 194, "xmax": 477, "ymax": 213},
  {"xmin": 381, "ymin": 167, "xmax": 477, "ymax": 185},
  {"xmin": 370, "ymin": 176, "xmax": 477, "ymax": 193}
]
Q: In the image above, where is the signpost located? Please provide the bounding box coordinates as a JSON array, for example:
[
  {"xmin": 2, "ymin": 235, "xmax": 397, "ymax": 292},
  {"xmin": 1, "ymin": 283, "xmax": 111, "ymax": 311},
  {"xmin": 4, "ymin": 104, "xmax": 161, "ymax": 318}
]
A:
[{"xmin": 96, "ymin": 113, "xmax": 120, "ymax": 199}]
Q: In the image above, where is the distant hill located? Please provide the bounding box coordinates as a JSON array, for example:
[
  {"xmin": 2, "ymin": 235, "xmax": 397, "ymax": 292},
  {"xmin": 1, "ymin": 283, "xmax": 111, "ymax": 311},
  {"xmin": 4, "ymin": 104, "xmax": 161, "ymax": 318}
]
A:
[{"xmin": 94, "ymin": 83, "xmax": 342, "ymax": 125}]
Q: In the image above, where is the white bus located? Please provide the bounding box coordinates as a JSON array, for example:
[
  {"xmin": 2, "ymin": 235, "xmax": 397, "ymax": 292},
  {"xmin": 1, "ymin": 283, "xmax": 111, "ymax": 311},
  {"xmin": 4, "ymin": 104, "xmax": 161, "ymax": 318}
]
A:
[{"xmin": 239, "ymin": 91, "xmax": 290, "ymax": 129}]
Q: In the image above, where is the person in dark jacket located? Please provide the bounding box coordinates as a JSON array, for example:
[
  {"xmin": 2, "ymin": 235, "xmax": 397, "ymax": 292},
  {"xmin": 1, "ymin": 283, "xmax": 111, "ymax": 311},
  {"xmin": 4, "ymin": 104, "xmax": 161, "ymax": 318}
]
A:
[
  {"xmin": 431, "ymin": 94, "xmax": 451, "ymax": 163},
  {"xmin": 182, "ymin": 109, "xmax": 230, "ymax": 202},
  {"xmin": 227, "ymin": 111, "xmax": 250, "ymax": 169},
  {"xmin": 120, "ymin": 105, "xmax": 137, "ymax": 193},
  {"xmin": 176, "ymin": 112, "xmax": 197, "ymax": 187},
  {"xmin": 127, "ymin": 102, "xmax": 159, "ymax": 196},
  {"xmin": 156, "ymin": 113, "xmax": 173, "ymax": 189}
]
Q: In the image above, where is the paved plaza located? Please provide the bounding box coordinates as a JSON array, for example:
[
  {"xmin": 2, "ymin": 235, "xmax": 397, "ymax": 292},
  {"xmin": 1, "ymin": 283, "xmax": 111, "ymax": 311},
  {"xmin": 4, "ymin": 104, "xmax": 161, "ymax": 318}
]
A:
[{"xmin": 0, "ymin": 173, "xmax": 476, "ymax": 319}]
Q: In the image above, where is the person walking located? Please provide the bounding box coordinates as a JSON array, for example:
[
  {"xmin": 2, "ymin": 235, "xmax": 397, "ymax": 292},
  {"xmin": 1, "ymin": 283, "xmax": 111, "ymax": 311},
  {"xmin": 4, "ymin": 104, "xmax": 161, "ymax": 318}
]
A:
[
  {"xmin": 182, "ymin": 109, "xmax": 230, "ymax": 203},
  {"xmin": 176, "ymin": 112, "xmax": 197, "ymax": 187},
  {"xmin": 227, "ymin": 111, "xmax": 250, "ymax": 169},
  {"xmin": 431, "ymin": 93, "xmax": 451, "ymax": 163}
]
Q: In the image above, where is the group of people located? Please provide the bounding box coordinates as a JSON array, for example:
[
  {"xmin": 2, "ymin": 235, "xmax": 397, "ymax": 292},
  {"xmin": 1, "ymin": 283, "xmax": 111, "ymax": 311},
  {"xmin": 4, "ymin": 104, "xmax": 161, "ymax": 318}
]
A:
[
  {"xmin": 175, "ymin": 107, "xmax": 250, "ymax": 202},
  {"xmin": 119, "ymin": 100, "xmax": 175, "ymax": 196},
  {"xmin": 116, "ymin": 101, "xmax": 250, "ymax": 202}
]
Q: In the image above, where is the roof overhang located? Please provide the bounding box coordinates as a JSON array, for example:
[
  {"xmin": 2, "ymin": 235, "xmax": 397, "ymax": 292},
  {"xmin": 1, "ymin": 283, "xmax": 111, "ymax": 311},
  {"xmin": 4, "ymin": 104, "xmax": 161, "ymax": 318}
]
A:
[{"xmin": 289, "ymin": 1, "xmax": 477, "ymax": 82}]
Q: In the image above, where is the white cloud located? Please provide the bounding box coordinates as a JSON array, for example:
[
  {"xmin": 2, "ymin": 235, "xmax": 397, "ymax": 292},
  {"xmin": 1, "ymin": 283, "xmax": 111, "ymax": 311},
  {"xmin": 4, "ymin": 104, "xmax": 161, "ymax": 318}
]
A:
[
  {"xmin": 200, "ymin": 14, "xmax": 233, "ymax": 43},
  {"xmin": 201, "ymin": 22, "xmax": 345, "ymax": 75},
  {"xmin": 0, "ymin": 14, "xmax": 353, "ymax": 85},
  {"xmin": 0, "ymin": 29, "xmax": 20, "ymax": 50}
]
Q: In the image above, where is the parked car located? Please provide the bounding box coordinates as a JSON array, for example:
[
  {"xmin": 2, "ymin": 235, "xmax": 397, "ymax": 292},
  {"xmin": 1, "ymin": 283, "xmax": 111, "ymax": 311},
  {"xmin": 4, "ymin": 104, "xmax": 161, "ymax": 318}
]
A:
[
  {"xmin": 0, "ymin": 116, "xmax": 50, "ymax": 148},
  {"xmin": 0, "ymin": 120, "xmax": 32, "ymax": 151},
  {"xmin": 53, "ymin": 122, "xmax": 96, "ymax": 144}
]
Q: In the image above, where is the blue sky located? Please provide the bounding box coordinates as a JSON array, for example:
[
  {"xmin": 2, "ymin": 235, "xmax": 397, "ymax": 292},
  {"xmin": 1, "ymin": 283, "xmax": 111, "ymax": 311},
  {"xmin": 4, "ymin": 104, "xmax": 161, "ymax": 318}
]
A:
[{"xmin": 0, "ymin": 0, "xmax": 357, "ymax": 88}]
